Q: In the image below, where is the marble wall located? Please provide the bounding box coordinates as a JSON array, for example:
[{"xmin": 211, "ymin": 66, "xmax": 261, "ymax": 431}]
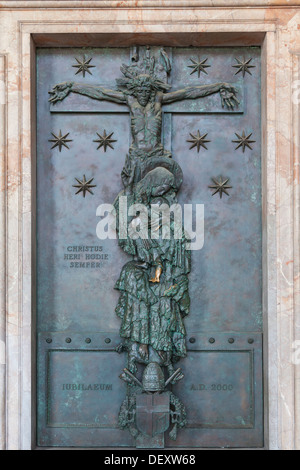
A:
[{"xmin": 0, "ymin": 0, "xmax": 299, "ymax": 450}]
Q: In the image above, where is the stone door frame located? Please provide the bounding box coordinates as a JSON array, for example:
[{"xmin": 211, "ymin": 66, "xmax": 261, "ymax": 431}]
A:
[{"xmin": 0, "ymin": 5, "xmax": 299, "ymax": 449}]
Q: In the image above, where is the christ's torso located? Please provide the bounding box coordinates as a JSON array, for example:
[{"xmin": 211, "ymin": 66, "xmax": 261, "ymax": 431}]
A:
[{"xmin": 127, "ymin": 94, "xmax": 163, "ymax": 153}]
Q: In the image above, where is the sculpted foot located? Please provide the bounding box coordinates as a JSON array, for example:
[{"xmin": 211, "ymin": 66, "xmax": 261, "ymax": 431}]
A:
[
  {"xmin": 139, "ymin": 344, "xmax": 149, "ymax": 361},
  {"xmin": 115, "ymin": 342, "xmax": 126, "ymax": 354},
  {"xmin": 157, "ymin": 350, "xmax": 167, "ymax": 362}
]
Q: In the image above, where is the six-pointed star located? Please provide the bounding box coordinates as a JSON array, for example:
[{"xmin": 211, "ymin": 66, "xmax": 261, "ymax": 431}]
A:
[
  {"xmin": 187, "ymin": 58, "xmax": 211, "ymax": 78},
  {"xmin": 72, "ymin": 56, "xmax": 95, "ymax": 77},
  {"xmin": 187, "ymin": 130, "xmax": 211, "ymax": 152},
  {"xmin": 73, "ymin": 175, "xmax": 96, "ymax": 197},
  {"xmin": 48, "ymin": 130, "xmax": 72, "ymax": 152},
  {"xmin": 209, "ymin": 177, "xmax": 232, "ymax": 199},
  {"xmin": 93, "ymin": 130, "xmax": 117, "ymax": 152},
  {"xmin": 232, "ymin": 130, "xmax": 256, "ymax": 152},
  {"xmin": 232, "ymin": 57, "xmax": 256, "ymax": 77}
]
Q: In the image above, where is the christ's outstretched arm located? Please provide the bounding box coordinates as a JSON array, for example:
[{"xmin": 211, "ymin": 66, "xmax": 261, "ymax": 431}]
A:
[
  {"xmin": 48, "ymin": 82, "xmax": 127, "ymax": 105},
  {"xmin": 162, "ymin": 82, "xmax": 239, "ymax": 109}
]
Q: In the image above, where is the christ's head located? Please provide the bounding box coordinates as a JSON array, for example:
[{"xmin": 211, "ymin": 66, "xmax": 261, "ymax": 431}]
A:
[{"xmin": 131, "ymin": 74, "xmax": 155, "ymax": 107}]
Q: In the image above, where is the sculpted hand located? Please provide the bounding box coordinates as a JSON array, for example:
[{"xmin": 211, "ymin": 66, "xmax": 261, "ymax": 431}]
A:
[
  {"xmin": 48, "ymin": 82, "xmax": 73, "ymax": 104},
  {"xmin": 164, "ymin": 284, "xmax": 179, "ymax": 297},
  {"xmin": 220, "ymin": 84, "xmax": 239, "ymax": 110},
  {"xmin": 121, "ymin": 159, "xmax": 136, "ymax": 193},
  {"xmin": 164, "ymin": 277, "xmax": 188, "ymax": 299},
  {"xmin": 121, "ymin": 166, "xmax": 132, "ymax": 187}
]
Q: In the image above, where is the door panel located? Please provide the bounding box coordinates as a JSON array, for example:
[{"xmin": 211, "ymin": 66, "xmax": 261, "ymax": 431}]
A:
[{"xmin": 36, "ymin": 46, "xmax": 262, "ymax": 448}]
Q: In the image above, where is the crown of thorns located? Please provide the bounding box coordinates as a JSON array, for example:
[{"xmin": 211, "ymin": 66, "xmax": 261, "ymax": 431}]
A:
[{"xmin": 116, "ymin": 62, "xmax": 171, "ymax": 93}]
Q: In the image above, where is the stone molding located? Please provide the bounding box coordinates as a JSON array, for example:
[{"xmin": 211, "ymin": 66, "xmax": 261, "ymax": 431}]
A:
[{"xmin": 0, "ymin": 54, "xmax": 7, "ymax": 452}]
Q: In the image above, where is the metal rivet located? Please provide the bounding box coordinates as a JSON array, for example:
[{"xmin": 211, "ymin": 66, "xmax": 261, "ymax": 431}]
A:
[
  {"xmin": 65, "ymin": 337, "xmax": 72, "ymax": 344},
  {"xmin": 189, "ymin": 337, "xmax": 196, "ymax": 344},
  {"xmin": 105, "ymin": 338, "xmax": 111, "ymax": 344},
  {"xmin": 248, "ymin": 338, "xmax": 254, "ymax": 344},
  {"xmin": 209, "ymin": 337, "xmax": 215, "ymax": 344},
  {"xmin": 46, "ymin": 338, "xmax": 52, "ymax": 344},
  {"xmin": 85, "ymin": 338, "xmax": 91, "ymax": 344},
  {"xmin": 228, "ymin": 338, "xmax": 235, "ymax": 344}
]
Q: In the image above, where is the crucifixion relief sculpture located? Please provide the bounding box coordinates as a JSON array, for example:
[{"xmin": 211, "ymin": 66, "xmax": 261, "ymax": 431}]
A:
[{"xmin": 49, "ymin": 47, "xmax": 239, "ymax": 447}]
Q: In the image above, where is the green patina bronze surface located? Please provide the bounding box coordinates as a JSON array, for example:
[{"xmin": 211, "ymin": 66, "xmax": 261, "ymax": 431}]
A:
[{"xmin": 48, "ymin": 46, "xmax": 239, "ymax": 446}]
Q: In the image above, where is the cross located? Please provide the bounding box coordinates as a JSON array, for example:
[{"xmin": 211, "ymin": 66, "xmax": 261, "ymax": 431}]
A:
[{"xmin": 50, "ymin": 47, "xmax": 244, "ymax": 154}]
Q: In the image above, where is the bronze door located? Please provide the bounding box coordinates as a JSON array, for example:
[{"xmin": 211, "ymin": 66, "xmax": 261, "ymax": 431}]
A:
[{"xmin": 36, "ymin": 45, "xmax": 263, "ymax": 448}]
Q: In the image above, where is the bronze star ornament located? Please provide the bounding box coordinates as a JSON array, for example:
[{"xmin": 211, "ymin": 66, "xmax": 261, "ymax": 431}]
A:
[
  {"xmin": 48, "ymin": 130, "xmax": 72, "ymax": 152},
  {"xmin": 187, "ymin": 130, "xmax": 211, "ymax": 152},
  {"xmin": 73, "ymin": 175, "xmax": 96, "ymax": 197},
  {"xmin": 209, "ymin": 176, "xmax": 232, "ymax": 199},
  {"xmin": 232, "ymin": 57, "xmax": 256, "ymax": 77},
  {"xmin": 232, "ymin": 130, "xmax": 256, "ymax": 152},
  {"xmin": 188, "ymin": 58, "xmax": 211, "ymax": 78},
  {"xmin": 93, "ymin": 130, "xmax": 117, "ymax": 152},
  {"xmin": 72, "ymin": 56, "xmax": 95, "ymax": 77}
]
